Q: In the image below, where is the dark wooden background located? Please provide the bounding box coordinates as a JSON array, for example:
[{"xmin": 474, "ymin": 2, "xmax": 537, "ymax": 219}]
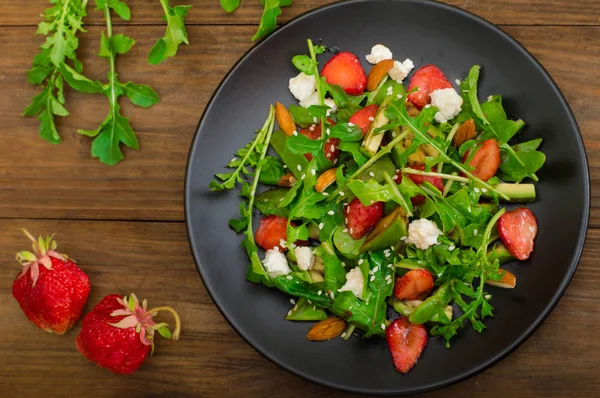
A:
[{"xmin": 1, "ymin": 1, "xmax": 599, "ymax": 396}]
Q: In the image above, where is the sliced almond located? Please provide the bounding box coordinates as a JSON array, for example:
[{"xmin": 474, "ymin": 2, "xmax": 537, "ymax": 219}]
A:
[
  {"xmin": 407, "ymin": 146, "xmax": 426, "ymax": 166},
  {"xmin": 316, "ymin": 168, "xmax": 337, "ymax": 193},
  {"xmin": 486, "ymin": 268, "xmax": 516, "ymax": 289},
  {"xmin": 278, "ymin": 173, "xmax": 297, "ymax": 187},
  {"xmin": 367, "ymin": 59, "xmax": 395, "ymax": 92},
  {"xmin": 453, "ymin": 118, "xmax": 476, "ymax": 148},
  {"xmin": 276, "ymin": 101, "xmax": 296, "ymax": 137},
  {"xmin": 306, "ymin": 317, "xmax": 347, "ymax": 341}
]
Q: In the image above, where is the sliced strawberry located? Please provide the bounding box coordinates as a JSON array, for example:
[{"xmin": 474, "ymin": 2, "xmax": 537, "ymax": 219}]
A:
[
  {"xmin": 349, "ymin": 104, "xmax": 379, "ymax": 137},
  {"xmin": 345, "ymin": 197, "xmax": 384, "ymax": 239},
  {"xmin": 323, "ymin": 137, "xmax": 340, "ymax": 163},
  {"xmin": 395, "ymin": 165, "xmax": 444, "ymax": 205},
  {"xmin": 386, "ymin": 317, "xmax": 428, "ymax": 374},
  {"xmin": 321, "ymin": 52, "xmax": 367, "ymax": 96},
  {"xmin": 394, "ymin": 269, "xmax": 435, "ymax": 300},
  {"xmin": 407, "ymin": 65, "xmax": 452, "ymax": 109},
  {"xmin": 255, "ymin": 215, "xmax": 288, "ymax": 251},
  {"xmin": 462, "ymin": 139, "xmax": 501, "ymax": 182},
  {"xmin": 497, "ymin": 207, "xmax": 538, "ymax": 261}
]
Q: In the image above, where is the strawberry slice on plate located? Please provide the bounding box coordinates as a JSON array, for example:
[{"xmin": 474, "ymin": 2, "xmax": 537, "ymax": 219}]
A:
[
  {"xmin": 386, "ymin": 317, "xmax": 428, "ymax": 374},
  {"xmin": 345, "ymin": 197, "xmax": 384, "ymax": 239},
  {"xmin": 300, "ymin": 123, "xmax": 340, "ymax": 163},
  {"xmin": 255, "ymin": 215, "xmax": 289, "ymax": 251},
  {"xmin": 394, "ymin": 269, "xmax": 435, "ymax": 300},
  {"xmin": 463, "ymin": 139, "xmax": 501, "ymax": 182},
  {"xmin": 497, "ymin": 207, "xmax": 538, "ymax": 260},
  {"xmin": 321, "ymin": 52, "xmax": 367, "ymax": 95},
  {"xmin": 349, "ymin": 104, "xmax": 379, "ymax": 136},
  {"xmin": 407, "ymin": 64, "xmax": 452, "ymax": 109}
]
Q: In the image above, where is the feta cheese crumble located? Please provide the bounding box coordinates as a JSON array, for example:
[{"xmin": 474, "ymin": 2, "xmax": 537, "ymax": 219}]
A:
[
  {"xmin": 429, "ymin": 87, "xmax": 463, "ymax": 123},
  {"xmin": 405, "ymin": 219, "xmax": 443, "ymax": 250},
  {"xmin": 262, "ymin": 247, "xmax": 291, "ymax": 278},
  {"xmin": 295, "ymin": 246, "xmax": 315, "ymax": 271},
  {"xmin": 388, "ymin": 58, "xmax": 414, "ymax": 83},
  {"xmin": 338, "ymin": 267, "xmax": 364, "ymax": 299},
  {"xmin": 299, "ymin": 91, "xmax": 320, "ymax": 108},
  {"xmin": 366, "ymin": 44, "xmax": 393, "ymax": 64},
  {"xmin": 289, "ymin": 72, "xmax": 317, "ymax": 102}
]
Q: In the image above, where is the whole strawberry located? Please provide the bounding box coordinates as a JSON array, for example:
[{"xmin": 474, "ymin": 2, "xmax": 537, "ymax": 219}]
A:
[
  {"xmin": 12, "ymin": 229, "xmax": 90, "ymax": 334},
  {"xmin": 76, "ymin": 293, "xmax": 180, "ymax": 374}
]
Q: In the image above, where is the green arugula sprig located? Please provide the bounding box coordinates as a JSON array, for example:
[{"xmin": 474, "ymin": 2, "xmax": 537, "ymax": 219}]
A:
[
  {"xmin": 148, "ymin": 0, "xmax": 192, "ymax": 65},
  {"xmin": 219, "ymin": 0, "xmax": 293, "ymax": 42},
  {"xmin": 62, "ymin": 0, "xmax": 160, "ymax": 166},
  {"xmin": 24, "ymin": 0, "xmax": 89, "ymax": 144}
]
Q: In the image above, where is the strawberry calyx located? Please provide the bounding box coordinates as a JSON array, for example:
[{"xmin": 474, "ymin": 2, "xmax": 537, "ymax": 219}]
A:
[
  {"xmin": 15, "ymin": 229, "xmax": 67, "ymax": 287},
  {"xmin": 108, "ymin": 293, "xmax": 181, "ymax": 352}
]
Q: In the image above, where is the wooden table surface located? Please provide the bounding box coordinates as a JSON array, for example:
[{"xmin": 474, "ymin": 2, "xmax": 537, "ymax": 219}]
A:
[{"xmin": 1, "ymin": 1, "xmax": 599, "ymax": 396}]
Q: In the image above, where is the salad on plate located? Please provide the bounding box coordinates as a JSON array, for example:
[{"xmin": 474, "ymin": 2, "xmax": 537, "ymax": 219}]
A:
[{"xmin": 210, "ymin": 39, "xmax": 545, "ymax": 374}]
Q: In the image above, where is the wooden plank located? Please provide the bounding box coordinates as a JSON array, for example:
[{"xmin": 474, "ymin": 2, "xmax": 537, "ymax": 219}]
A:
[
  {"xmin": 0, "ymin": 219, "xmax": 598, "ymax": 397},
  {"xmin": 3, "ymin": 0, "xmax": 600, "ymax": 27},
  {"xmin": 2, "ymin": 25, "xmax": 599, "ymax": 223}
]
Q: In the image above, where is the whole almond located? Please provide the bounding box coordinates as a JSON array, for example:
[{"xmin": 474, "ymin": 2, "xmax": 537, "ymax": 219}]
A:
[
  {"xmin": 367, "ymin": 59, "xmax": 395, "ymax": 92},
  {"xmin": 453, "ymin": 118, "xmax": 476, "ymax": 148},
  {"xmin": 278, "ymin": 173, "xmax": 297, "ymax": 187},
  {"xmin": 486, "ymin": 268, "xmax": 516, "ymax": 289},
  {"xmin": 276, "ymin": 101, "xmax": 296, "ymax": 136},
  {"xmin": 306, "ymin": 317, "xmax": 347, "ymax": 341},
  {"xmin": 315, "ymin": 168, "xmax": 337, "ymax": 193}
]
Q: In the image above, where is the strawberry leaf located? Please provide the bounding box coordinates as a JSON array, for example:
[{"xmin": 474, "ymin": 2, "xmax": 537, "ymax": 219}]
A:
[{"xmin": 157, "ymin": 326, "xmax": 172, "ymax": 339}]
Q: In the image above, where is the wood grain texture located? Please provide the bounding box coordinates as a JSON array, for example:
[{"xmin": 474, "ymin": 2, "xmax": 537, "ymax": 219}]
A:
[
  {"xmin": 3, "ymin": 0, "xmax": 600, "ymax": 26},
  {"xmin": 0, "ymin": 220, "xmax": 598, "ymax": 397},
  {"xmin": 2, "ymin": 25, "xmax": 599, "ymax": 224}
]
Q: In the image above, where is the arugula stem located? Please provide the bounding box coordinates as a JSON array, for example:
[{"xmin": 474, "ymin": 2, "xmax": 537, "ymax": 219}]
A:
[
  {"xmin": 389, "ymin": 100, "xmax": 511, "ymax": 201},
  {"xmin": 445, "ymin": 122, "xmax": 460, "ymax": 144},
  {"xmin": 101, "ymin": 3, "xmax": 118, "ymax": 134},
  {"xmin": 394, "ymin": 259, "xmax": 426, "ymax": 270},
  {"xmin": 330, "ymin": 129, "xmax": 411, "ymax": 199},
  {"xmin": 479, "ymin": 208, "xmax": 506, "ymax": 256},
  {"xmin": 158, "ymin": 0, "xmax": 169, "ymax": 15},
  {"xmin": 383, "ymin": 172, "xmax": 412, "ymax": 217},
  {"xmin": 307, "ymin": 39, "xmax": 326, "ymax": 139},
  {"xmin": 401, "ymin": 168, "xmax": 469, "ymax": 183},
  {"xmin": 442, "ymin": 173, "xmax": 457, "ymax": 197}
]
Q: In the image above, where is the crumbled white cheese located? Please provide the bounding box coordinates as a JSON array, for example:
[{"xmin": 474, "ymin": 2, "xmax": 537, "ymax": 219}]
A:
[
  {"xmin": 324, "ymin": 98, "xmax": 337, "ymax": 112},
  {"xmin": 295, "ymin": 246, "xmax": 315, "ymax": 271},
  {"xmin": 299, "ymin": 91, "xmax": 320, "ymax": 108},
  {"xmin": 429, "ymin": 87, "xmax": 463, "ymax": 123},
  {"xmin": 262, "ymin": 247, "xmax": 291, "ymax": 278},
  {"xmin": 388, "ymin": 58, "xmax": 414, "ymax": 83},
  {"xmin": 405, "ymin": 219, "xmax": 442, "ymax": 250},
  {"xmin": 366, "ymin": 44, "xmax": 393, "ymax": 64},
  {"xmin": 338, "ymin": 267, "xmax": 364, "ymax": 299},
  {"xmin": 289, "ymin": 72, "xmax": 317, "ymax": 102}
]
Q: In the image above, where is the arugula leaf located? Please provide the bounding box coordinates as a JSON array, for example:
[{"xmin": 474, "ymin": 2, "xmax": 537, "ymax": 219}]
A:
[
  {"xmin": 499, "ymin": 139, "xmax": 546, "ymax": 182},
  {"xmin": 220, "ymin": 0, "xmax": 241, "ymax": 12},
  {"xmin": 149, "ymin": 0, "xmax": 192, "ymax": 65},
  {"xmin": 328, "ymin": 123, "xmax": 363, "ymax": 141},
  {"xmin": 333, "ymin": 227, "xmax": 364, "ymax": 259},
  {"xmin": 315, "ymin": 240, "xmax": 347, "ymax": 293},
  {"xmin": 252, "ymin": 0, "xmax": 282, "ymax": 41},
  {"xmin": 69, "ymin": 1, "xmax": 159, "ymax": 165},
  {"xmin": 24, "ymin": 0, "xmax": 88, "ymax": 144},
  {"xmin": 255, "ymin": 188, "xmax": 290, "ymax": 217},
  {"xmin": 337, "ymin": 141, "xmax": 369, "ymax": 167},
  {"xmin": 273, "ymin": 273, "xmax": 333, "ymax": 307},
  {"xmin": 291, "ymin": 55, "xmax": 315, "ymax": 75},
  {"xmin": 285, "ymin": 134, "xmax": 323, "ymax": 155},
  {"xmin": 258, "ymin": 156, "xmax": 285, "ymax": 185}
]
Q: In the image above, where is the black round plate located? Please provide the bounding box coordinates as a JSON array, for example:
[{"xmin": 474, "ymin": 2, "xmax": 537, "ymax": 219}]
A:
[{"xmin": 185, "ymin": 0, "xmax": 589, "ymax": 394}]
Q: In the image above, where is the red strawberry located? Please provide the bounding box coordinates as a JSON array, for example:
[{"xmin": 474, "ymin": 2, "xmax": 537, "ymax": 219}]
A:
[
  {"xmin": 349, "ymin": 104, "xmax": 379, "ymax": 136},
  {"xmin": 394, "ymin": 269, "xmax": 435, "ymax": 300},
  {"xmin": 12, "ymin": 230, "xmax": 90, "ymax": 334},
  {"xmin": 395, "ymin": 165, "xmax": 444, "ymax": 205},
  {"xmin": 300, "ymin": 122, "xmax": 340, "ymax": 163},
  {"xmin": 321, "ymin": 52, "xmax": 367, "ymax": 95},
  {"xmin": 386, "ymin": 317, "xmax": 428, "ymax": 374},
  {"xmin": 345, "ymin": 197, "xmax": 384, "ymax": 239},
  {"xmin": 497, "ymin": 207, "xmax": 538, "ymax": 260},
  {"xmin": 462, "ymin": 139, "xmax": 501, "ymax": 182},
  {"xmin": 323, "ymin": 137, "xmax": 340, "ymax": 163},
  {"xmin": 76, "ymin": 293, "xmax": 180, "ymax": 374},
  {"xmin": 407, "ymin": 65, "xmax": 452, "ymax": 109},
  {"xmin": 255, "ymin": 215, "xmax": 289, "ymax": 251}
]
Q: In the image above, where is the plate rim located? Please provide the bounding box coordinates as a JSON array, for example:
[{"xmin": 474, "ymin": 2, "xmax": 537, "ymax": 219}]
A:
[{"xmin": 184, "ymin": 0, "xmax": 591, "ymax": 394}]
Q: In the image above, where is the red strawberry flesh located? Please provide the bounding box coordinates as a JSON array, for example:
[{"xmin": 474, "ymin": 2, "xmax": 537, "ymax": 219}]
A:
[
  {"xmin": 407, "ymin": 64, "xmax": 452, "ymax": 109},
  {"xmin": 321, "ymin": 52, "xmax": 367, "ymax": 96},
  {"xmin": 349, "ymin": 104, "xmax": 379, "ymax": 137},
  {"xmin": 497, "ymin": 207, "xmax": 538, "ymax": 260},
  {"xmin": 394, "ymin": 269, "xmax": 435, "ymax": 300},
  {"xmin": 386, "ymin": 317, "xmax": 428, "ymax": 374},
  {"xmin": 345, "ymin": 197, "xmax": 384, "ymax": 239}
]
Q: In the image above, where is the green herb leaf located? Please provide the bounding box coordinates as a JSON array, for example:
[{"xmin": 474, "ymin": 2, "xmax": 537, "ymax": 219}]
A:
[
  {"xmin": 252, "ymin": 0, "xmax": 281, "ymax": 41},
  {"xmin": 220, "ymin": 0, "xmax": 241, "ymax": 12},
  {"xmin": 123, "ymin": 83, "xmax": 160, "ymax": 108},
  {"xmin": 499, "ymin": 139, "xmax": 546, "ymax": 182},
  {"xmin": 328, "ymin": 123, "xmax": 363, "ymax": 141},
  {"xmin": 148, "ymin": 1, "xmax": 192, "ymax": 65},
  {"xmin": 291, "ymin": 55, "xmax": 314, "ymax": 75}
]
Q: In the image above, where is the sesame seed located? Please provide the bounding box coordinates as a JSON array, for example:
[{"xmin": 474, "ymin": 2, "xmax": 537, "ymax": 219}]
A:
[
  {"xmin": 424, "ymin": 104, "xmax": 431, "ymax": 108},
  {"xmin": 283, "ymin": 164, "xmax": 287, "ymax": 169},
  {"xmin": 358, "ymin": 259, "xmax": 364, "ymax": 265},
  {"xmin": 309, "ymin": 126, "xmax": 315, "ymax": 131},
  {"xmin": 396, "ymin": 94, "xmax": 402, "ymax": 99},
  {"xmin": 387, "ymin": 279, "xmax": 392, "ymax": 285},
  {"xmin": 484, "ymin": 294, "xmax": 491, "ymax": 300},
  {"xmin": 345, "ymin": 217, "xmax": 348, "ymax": 223},
  {"xmin": 311, "ymin": 169, "xmax": 316, "ymax": 175},
  {"xmin": 231, "ymin": 157, "xmax": 237, "ymax": 162},
  {"xmin": 322, "ymin": 192, "xmax": 329, "ymax": 196},
  {"xmin": 388, "ymin": 264, "xmax": 393, "ymax": 268},
  {"xmin": 318, "ymin": 223, "xmax": 324, "ymax": 230},
  {"xmin": 369, "ymin": 172, "xmax": 375, "ymax": 177},
  {"xmin": 348, "ymin": 122, "xmax": 355, "ymax": 127},
  {"xmin": 449, "ymin": 245, "xmax": 455, "ymax": 251},
  {"xmin": 286, "ymin": 275, "xmax": 293, "ymax": 280},
  {"xmin": 403, "ymin": 310, "xmax": 410, "ymax": 315},
  {"xmin": 455, "ymin": 79, "xmax": 461, "ymax": 85},
  {"xmin": 326, "ymin": 153, "xmax": 331, "ymax": 158},
  {"xmin": 297, "ymin": 165, "xmax": 302, "ymax": 171},
  {"xmin": 326, "ymin": 128, "xmax": 331, "ymax": 135},
  {"xmin": 481, "ymin": 188, "xmax": 488, "ymax": 193},
  {"xmin": 381, "ymin": 324, "xmax": 386, "ymax": 330},
  {"xmin": 460, "ymin": 182, "xmax": 466, "ymax": 186},
  {"xmin": 474, "ymin": 229, "xmax": 478, "ymax": 236},
  {"xmin": 373, "ymin": 266, "xmax": 379, "ymax": 272},
  {"xmin": 341, "ymin": 332, "xmax": 346, "ymax": 339},
  {"xmin": 474, "ymin": 187, "xmax": 480, "ymax": 193},
  {"xmin": 290, "ymin": 298, "xmax": 296, "ymax": 305},
  {"xmin": 392, "ymin": 131, "xmax": 396, "ymax": 137},
  {"xmin": 318, "ymin": 290, "xmax": 322, "ymax": 295},
  {"xmin": 487, "ymin": 95, "xmax": 493, "ymax": 102},
  {"xmin": 392, "ymin": 174, "xmax": 399, "ymax": 180},
  {"xmin": 279, "ymin": 197, "xmax": 284, "ymax": 201},
  {"xmin": 390, "ymin": 246, "xmax": 394, "ymax": 251},
  {"xmin": 370, "ymin": 275, "xmax": 375, "ymax": 282},
  {"xmin": 330, "ymin": 144, "xmax": 335, "ymax": 151},
  {"xmin": 343, "ymin": 228, "xmax": 349, "ymax": 233},
  {"xmin": 385, "ymin": 252, "xmax": 391, "ymax": 258},
  {"xmin": 293, "ymin": 130, "xmax": 298, "ymax": 136},
  {"xmin": 301, "ymin": 174, "xmax": 306, "ymax": 180},
  {"xmin": 468, "ymin": 206, "xmax": 472, "ymax": 212},
  {"xmin": 339, "ymin": 191, "xmax": 345, "ymax": 196},
  {"xmin": 328, "ymin": 210, "xmax": 335, "ymax": 215},
  {"xmin": 288, "ymin": 310, "xmax": 293, "ymax": 316},
  {"xmin": 370, "ymin": 200, "xmax": 374, "ymax": 204},
  {"xmin": 308, "ymin": 300, "xmax": 312, "ymax": 304},
  {"xmin": 313, "ymin": 117, "xmax": 318, "ymax": 123},
  {"xmin": 313, "ymin": 306, "xmax": 317, "ymax": 311},
  {"xmin": 368, "ymin": 116, "xmax": 375, "ymax": 121},
  {"xmin": 400, "ymin": 236, "xmax": 406, "ymax": 241}
]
